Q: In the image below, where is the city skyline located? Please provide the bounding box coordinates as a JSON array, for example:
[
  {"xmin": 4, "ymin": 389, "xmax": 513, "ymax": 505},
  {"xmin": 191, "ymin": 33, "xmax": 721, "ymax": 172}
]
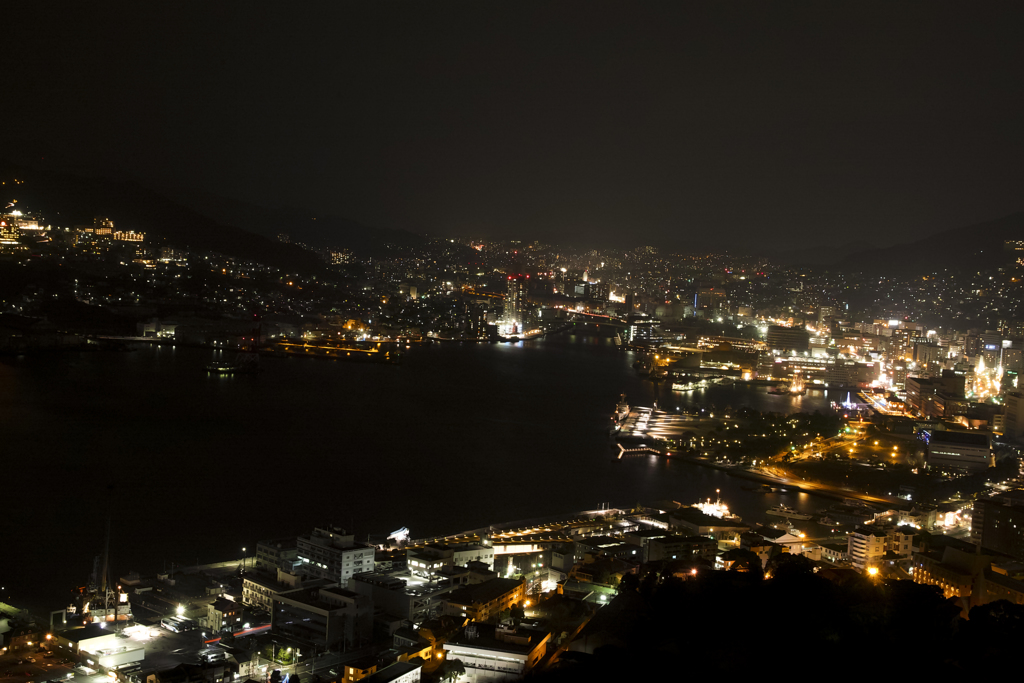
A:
[{"xmin": 6, "ymin": 4, "xmax": 1024, "ymax": 681}]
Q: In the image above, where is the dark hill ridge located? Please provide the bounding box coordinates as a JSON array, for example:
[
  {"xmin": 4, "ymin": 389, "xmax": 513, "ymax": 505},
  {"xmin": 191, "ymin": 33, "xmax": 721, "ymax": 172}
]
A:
[
  {"xmin": 162, "ymin": 187, "xmax": 427, "ymax": 257},
  {"xmin": 0, "ymin": 164, "xmax": 406, "ymax": 271},
  {"xmin": 770, "ymin": 240, "xmax": 878, "ymax": 266},
  {"xmin": 839, "ymin": 211, "xmax": 1024, "ymax": 274}
]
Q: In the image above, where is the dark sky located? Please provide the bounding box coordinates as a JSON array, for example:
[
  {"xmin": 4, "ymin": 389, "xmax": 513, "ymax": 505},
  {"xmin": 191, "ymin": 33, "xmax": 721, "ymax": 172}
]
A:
[{"xmin": 7, "ymin": 2, "xmax": 1024, "ymax": 249}]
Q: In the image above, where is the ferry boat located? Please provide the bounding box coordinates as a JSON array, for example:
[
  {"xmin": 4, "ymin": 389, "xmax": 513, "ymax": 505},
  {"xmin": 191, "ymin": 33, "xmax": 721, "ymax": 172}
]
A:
[
  {"xmin": 765, "ymin": 504, "xmax": 813, "ymax": 521},
  {"xmin": 695, "ymin": 491, "xmax": 742, "ymax": 522}
]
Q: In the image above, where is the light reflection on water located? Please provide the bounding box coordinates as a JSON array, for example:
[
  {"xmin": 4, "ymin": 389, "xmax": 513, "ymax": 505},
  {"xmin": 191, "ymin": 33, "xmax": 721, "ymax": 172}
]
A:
[{"xmin": 2, "ymin": 332, "xmax": 847, "ymax": 613}]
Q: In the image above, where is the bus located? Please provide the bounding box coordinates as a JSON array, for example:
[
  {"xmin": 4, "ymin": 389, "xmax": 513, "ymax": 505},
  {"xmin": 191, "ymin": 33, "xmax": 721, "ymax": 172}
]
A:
[
  {"xmin": 161, "ymin": 616, "xmax": 197, "ymax": 632},
  {"xmin": 161, "ymin": 617, "xmax": 186, "ymax": 632}
]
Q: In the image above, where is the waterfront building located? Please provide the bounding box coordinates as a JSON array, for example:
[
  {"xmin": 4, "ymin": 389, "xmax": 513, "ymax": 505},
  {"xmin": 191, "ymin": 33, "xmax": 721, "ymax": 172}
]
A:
[
  {"xmin": 54, "ymin": 623, "xmax": 145, "ymax": 670},
  {"xmin": 436, "ymin": 561, "xmax": 499, "ymax": 587},
  {"xmin": 406, "ymin": 542, "xmax": 492, "ymax": 577},
  {"xmin": 766, "ymin": 325, "xmax": 810, "ymax": 353},
  {"xmin": 297, "ymin": 526, "xmax": 375, "ymax": 585},
  {"xmin": 624, "ymin": 314, "xmax": 658, "ymax": 343},
  {"xmin": 572, "ymin": 536, "xmax": 638, "ymax": 564},
  {"xmin": 646, "ymin": 535, "xmax": 717, "ymax": 563},
  {"xmin": 452, "ymin": 543, "xmax": 495, "ymax": 571},
  {"xmin": 504, "ymin": 274, "xmax": 527, "ymax": 333},
  {"xmin": 668, "ymin": 508, "xmax": 749, "ymax": 543},
  {"xmin": 622, "ymin": 529, "xmax": 671, "ymax": 563},
  {"xmin": 255, "ymin": 537, "xmax": 300, "ymax": 573},
  {"xmin": 408, "ymin": 545, "xmax": 454, "ymax": 578}
]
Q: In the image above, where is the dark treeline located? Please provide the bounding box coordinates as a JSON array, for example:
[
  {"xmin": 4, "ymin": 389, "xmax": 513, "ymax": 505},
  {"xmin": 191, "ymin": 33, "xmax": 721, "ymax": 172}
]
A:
[{"xmin": 530, "ymin": 554, "xmax": 1024, "ymax": 677}]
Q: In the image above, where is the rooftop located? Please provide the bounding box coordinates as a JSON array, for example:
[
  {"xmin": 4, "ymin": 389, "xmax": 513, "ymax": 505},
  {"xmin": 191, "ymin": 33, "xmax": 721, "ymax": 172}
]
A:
[
  {"xmin": 446, "ymin": 622, "xmax": 548, "ymax": 655},
  {"xmin": 61, "ymin": 623, "xmax": 112, "ymax": 642},
  {"xmin": 445, "ymin": 578, "xmax": 523, "ymax": 606},
  {"xmin": 930, "ymin": 430, "xmax": 989, "ymax": 447},
  {"xmin": 361, "ymin": 661, "xmax": 421, "ymax": 683}
]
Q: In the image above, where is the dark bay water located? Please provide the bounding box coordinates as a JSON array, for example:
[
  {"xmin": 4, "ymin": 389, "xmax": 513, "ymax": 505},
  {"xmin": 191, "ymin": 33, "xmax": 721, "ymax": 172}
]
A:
[{"xmin": 1, "ymin": 334, "xmax": 844, "ymax": 614}]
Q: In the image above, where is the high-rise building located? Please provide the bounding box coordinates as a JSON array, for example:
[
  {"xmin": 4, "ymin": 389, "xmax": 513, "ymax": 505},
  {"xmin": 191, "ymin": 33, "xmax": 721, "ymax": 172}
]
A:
[{"xmin": 504, "ymin": 274, "xmax": 527, "ymax": 332}]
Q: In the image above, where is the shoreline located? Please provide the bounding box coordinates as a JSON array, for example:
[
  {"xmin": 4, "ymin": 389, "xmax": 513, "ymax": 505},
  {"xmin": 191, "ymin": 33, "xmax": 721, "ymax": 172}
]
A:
[{"xmin": 675, "ymin": 454, "xmax": 903, "ymax": 507}]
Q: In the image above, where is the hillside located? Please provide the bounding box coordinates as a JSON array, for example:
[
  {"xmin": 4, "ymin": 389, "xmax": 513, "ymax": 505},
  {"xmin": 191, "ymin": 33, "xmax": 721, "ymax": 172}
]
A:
[
  {"xmin": 839, "ymin": 212, "xmax": 1024, "ymax": 274},
  {"xmin": 162, "ymin": 187, "xmax": 427, "ymax": 257},
  {"xmin": 1, "ymin": 164, "xmax": 352, "ymax": 272}
]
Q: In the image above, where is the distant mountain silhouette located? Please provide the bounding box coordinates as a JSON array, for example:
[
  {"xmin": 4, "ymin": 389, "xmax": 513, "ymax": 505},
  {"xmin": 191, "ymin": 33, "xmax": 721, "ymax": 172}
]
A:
[
  {"xmin": 162, "ymin": 187, "xmax": 427, "ymax": 257},
  {"xmin": 836, "ymin": 212, "xmax": 1024, "ymax": 274},
  {"xmin": 771, "ymin": 240, "xmax": 878, "ymax": 266},
  {"xmin": 0, "ymin": 163, "xmax": 422, "ymax": 270}
]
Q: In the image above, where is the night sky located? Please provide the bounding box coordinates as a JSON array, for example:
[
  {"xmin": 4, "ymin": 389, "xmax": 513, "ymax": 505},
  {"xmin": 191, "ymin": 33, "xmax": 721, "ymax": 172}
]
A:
[{"xmin": 7, "ymin": 2, "xmax": 1024, "ymax": 249}]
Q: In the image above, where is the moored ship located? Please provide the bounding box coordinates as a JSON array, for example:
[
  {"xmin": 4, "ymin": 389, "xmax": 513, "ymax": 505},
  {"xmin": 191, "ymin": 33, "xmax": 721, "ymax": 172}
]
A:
[{"xmin": 765, "ymin": 504, "xmax": 813, "ymax": 520}]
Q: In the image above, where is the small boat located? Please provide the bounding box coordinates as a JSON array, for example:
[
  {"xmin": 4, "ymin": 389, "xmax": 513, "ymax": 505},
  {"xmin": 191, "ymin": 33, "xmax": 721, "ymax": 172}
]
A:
[
  {"xmin": 205, "ymin": 350, "xmax": 260, "ymax": 375},
  {"xmin": 818, "ymin": 516, "xmax": 842, "ymax": 526},
  {"xmin": 205, "ymin": 361, "xmax": 260, "ymax": 375}
]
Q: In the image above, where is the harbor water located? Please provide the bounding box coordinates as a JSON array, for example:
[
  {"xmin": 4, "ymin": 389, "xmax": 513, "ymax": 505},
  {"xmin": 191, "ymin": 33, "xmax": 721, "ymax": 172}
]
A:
[{"xmin": 1, "ymin": 332, "xmax": 848, "ymax": 614}]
